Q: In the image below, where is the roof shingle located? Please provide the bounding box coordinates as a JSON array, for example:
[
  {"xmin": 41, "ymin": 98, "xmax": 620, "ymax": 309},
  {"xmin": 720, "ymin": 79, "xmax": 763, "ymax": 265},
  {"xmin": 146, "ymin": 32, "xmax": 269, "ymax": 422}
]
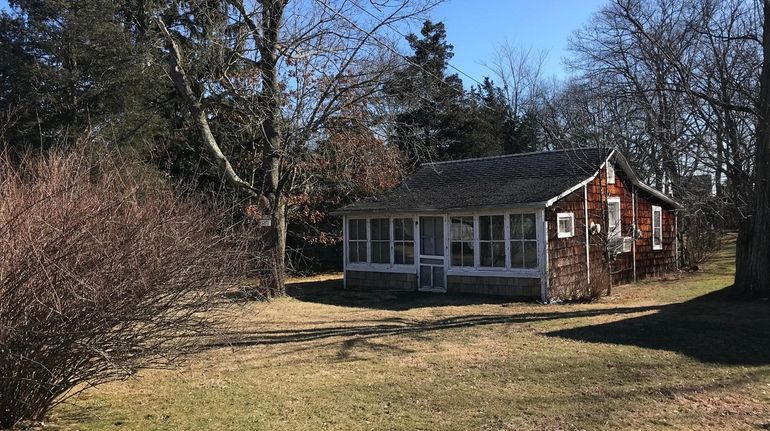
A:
[{"xmin": 336, "ymin": 147, "xmax": 612, "ymax": 214}]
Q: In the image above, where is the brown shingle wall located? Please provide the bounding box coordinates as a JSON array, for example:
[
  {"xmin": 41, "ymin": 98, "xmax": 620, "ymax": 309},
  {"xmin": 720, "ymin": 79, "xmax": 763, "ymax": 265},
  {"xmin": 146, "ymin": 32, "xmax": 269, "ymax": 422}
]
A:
[
  {"xmin": 546, "ymin": 187, "xmax": 591, "ymax": 299},
  {"xmin": 345, "ymin": 271, "xmax": 417, "ymax": 291},
  {"xmin": 548, "ymin": 166, "xmax": 677, "ymax": 299}
]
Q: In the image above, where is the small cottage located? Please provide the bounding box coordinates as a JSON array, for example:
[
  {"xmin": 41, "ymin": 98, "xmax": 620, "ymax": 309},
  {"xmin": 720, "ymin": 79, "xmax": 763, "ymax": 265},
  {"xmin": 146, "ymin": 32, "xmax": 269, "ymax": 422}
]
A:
[{"xmin": 333, "ymin": 147, "xmax": 681, "ymax": 301}]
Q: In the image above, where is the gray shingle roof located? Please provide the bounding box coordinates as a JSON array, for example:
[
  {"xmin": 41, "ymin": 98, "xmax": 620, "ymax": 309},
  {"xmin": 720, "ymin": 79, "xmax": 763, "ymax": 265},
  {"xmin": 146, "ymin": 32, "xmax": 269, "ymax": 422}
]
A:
[{"xmin": 335, "ymin": 148, "xmax": 614, "ymax": 214}]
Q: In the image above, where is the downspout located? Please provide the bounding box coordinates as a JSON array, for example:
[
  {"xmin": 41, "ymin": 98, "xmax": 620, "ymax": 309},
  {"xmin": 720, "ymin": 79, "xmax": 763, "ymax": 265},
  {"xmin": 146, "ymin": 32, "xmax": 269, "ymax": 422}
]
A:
[
  {"xmin": 342, "ymin": 215, "xmax": 348, "ymax": 289},
  {"xmin": 632, "ymin": 186, "xmax": 637, "ymax": 283},
  {"xmin": 584, "ymin": 184, "xmax": 590, "ymax": 285},
  {"xmin": 675, "ymin": 211, "xmax": 679, "ymax": 271}
]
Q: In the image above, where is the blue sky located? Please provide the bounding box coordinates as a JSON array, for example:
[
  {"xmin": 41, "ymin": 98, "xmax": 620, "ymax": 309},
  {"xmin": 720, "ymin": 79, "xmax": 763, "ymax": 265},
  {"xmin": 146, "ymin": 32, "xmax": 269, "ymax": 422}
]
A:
[
  {"xmin": 0, "ymin": 0, "xmax": 606, "ymax": 80},
  {"xmin": 431, "ymin": 0, "xmax": 607, "ymax": 83}
]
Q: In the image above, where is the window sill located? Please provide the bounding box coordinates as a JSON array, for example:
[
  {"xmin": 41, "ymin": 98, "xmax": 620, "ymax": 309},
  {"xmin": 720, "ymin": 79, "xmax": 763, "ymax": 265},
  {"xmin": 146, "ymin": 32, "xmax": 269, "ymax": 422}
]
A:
[
  {"xmin": 446, "ymin": 267, "xmax": 540, "ymax": 278},
  {"xmin": 346, "ymin": 263, "xmax": 416, "ymax": 274}
]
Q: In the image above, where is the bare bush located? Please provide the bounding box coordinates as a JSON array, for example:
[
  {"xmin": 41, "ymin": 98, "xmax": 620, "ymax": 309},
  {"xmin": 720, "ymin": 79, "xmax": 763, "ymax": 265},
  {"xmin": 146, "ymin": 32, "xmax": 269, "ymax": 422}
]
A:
[{"xmin": 0, "ymin": 151, "xmax": 259, "ymax": 428}]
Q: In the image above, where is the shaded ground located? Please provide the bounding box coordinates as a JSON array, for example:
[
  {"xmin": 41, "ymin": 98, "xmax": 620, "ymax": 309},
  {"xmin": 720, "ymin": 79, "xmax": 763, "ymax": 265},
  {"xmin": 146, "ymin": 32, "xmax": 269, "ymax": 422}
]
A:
[{"xmin": 47, "ymin": 239, "xmax": 770, "ymax": 431}]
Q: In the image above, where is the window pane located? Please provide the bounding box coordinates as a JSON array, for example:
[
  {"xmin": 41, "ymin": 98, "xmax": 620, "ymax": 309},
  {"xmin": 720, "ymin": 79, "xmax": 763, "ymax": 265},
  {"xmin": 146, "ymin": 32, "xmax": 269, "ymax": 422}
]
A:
[
  {"xmin": 358, "ymin": 219, "xmax": 367, "ymax": 240},
  {"xmin": 403, "ymin": 219, "xmax": 414, "ymax": 240},
  {"xmin": 480, "ymin": 242, "xmax": 492, "ymax": 267},
  {"xmin": 510, "ymin": 214, "xmax": 523, "ymax": 239},
  {"xmin": 371, "ymin": 219, "xmax": 388, "ymax": 240},
  {"xmin": 357, "ymin": 242, "xmax": 367, "ymax": 263},
  {"xmin": 348, "ymin": 219, "xmax": 358, "ymax": 241},
  {"xmin": 461, "ymin": 217, "xmax": 473, "ymax": 240},
  {"xmin": 404, "ymin": 243, "xmax": 414, "ymax": 264},
  {"xmin": 451, "ymin": 217, "xmax": 462, "ymax": 240},
  {"xmin": 372, "ymin": 242, "xmax": 389, "ymax": 263},
  {"xmin": 492, "ymin": 242, "xmax": 505, "ymax": 267},
  {"xmin": 492, "ymin": 215, "xmax": 504, "ymax": 240},
  {"xmin": 608, "ymin": 202, "xmax": 621, "ymax": 237},
  {"xmin": 523, "ymin": 241, "xmax": 538, "ymax": 268},
  {"xmin": 451, "ymin": 242, "xmax": 462, "ymax": 266},
  {"xmin": 510, "ymin": 242, "xmax": 523, "ymax": 268},
  {"xmin": 463, "ymin": 241, "xmax": 474, "ymax": 266},
  {"xmin": 394, "ymin": 243, "xmax": 404, "ymax": 264},
  {"xmin": 394, "ymin": 218, "xmax": 403, "ymax": 240},
  {"xmin": 480, "ymin": 216, "xmax": 491, "ymax": 241},
  {"xmin": 349, "ymin": 243, "xmax": 358, "ymax": 262},
  {"xmin": 522, "ymin": 213, "xmax": 536, "ymax": 239}
]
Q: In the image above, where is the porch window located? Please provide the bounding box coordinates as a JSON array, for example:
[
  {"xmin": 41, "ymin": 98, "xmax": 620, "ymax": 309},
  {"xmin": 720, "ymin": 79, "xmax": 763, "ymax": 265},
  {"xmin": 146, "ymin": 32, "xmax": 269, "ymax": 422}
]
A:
[
  {"xmin": 370, "ymin": 218, "xmax": 390, "ymax": 264},
  {"xmin": 450, "ymin": 216, "xmax": 474, "ymax": 267},
  {"xmin": 652, "ymin": 205, "xmax": 663, "ymax": 250},
  {"xmin": 393, "ymin": 218, "xmax": 415, "ymax": 264},
  {"xmin": 347, "ymin": 218, "xmax": 367, "ymax": 263},
  {"xmin": 510, "ymin": 213, "xmax": 538, "ymax": 269},
  {"xmin": 479, "ymin": 215, "xmax": 505, "ymax": 268}
]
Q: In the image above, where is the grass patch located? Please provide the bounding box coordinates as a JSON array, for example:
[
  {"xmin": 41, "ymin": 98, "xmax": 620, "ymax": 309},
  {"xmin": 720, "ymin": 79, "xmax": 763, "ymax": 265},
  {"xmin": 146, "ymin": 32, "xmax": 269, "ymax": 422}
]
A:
[{"xmin": 47, "ymin": 238, "xmax": 770, "ymax": 430}]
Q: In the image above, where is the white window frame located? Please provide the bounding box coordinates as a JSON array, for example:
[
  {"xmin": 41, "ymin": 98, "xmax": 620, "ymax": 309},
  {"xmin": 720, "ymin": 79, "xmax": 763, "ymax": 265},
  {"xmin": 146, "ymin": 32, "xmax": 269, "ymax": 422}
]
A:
[
  {"xmin": 392, "ymin": 217, "xmax": 415, "ymax": 265},
  {"xmin": 449, "ymin": 215, "xmax": 476, "ymax": 268},
  {"xmin": 652, "ymin": 205, "xmax": 663, "ymax": 250},
  {"xmin": 477, "ymin": 214, "xmax": 506, "ymax": 269},
  {"xmin": 369, "ymin": 218, "xmax": 391, "ymax": 264},
  {"xmin": 556, "ymin": 212, "xmax": 575, "ymax": 238},
  {"xmin": 607, "ymin": 163, "xmax": 616, "ymax": 184},
  {"xmin": 607, "ymin": 197, "xmax": 622, "ymax": 241},
  {"xmin": 347, "ymin": 218, "xmax": 368, "ymax": 264},
  {"xmin": 509, "ymin": 212, "xmax": 539, "ymax": 270}
]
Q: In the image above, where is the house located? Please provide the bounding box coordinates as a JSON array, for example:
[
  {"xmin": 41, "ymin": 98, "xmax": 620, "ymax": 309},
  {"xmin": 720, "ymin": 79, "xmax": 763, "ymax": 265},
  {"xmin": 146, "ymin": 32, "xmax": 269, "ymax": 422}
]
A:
[{"xmin": 333, "ymin": 147, "xmax": 681, "ymax": 302}]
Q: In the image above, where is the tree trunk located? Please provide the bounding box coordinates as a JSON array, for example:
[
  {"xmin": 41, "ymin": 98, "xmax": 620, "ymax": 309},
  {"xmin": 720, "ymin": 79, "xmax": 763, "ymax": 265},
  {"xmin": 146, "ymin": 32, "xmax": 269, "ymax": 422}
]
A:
[
  {"xmin": 258, "ymin": 0, "xmax": 288, "ymax": 295},
  {"xmin": 733, "ymin": 0, "xmax": 770, "ymax": 298}
]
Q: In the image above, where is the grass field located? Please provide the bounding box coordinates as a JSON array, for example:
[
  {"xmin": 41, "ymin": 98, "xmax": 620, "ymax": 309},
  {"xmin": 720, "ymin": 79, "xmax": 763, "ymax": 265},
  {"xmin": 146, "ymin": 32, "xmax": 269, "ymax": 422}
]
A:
[{"xmin": 48, "ymin": 238, "xmax": 770, "ymax": 430}]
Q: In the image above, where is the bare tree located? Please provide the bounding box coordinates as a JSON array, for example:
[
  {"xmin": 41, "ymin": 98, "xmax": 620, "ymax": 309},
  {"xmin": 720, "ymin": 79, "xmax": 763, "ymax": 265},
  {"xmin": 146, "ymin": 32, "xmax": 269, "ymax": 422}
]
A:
[{"xmin": 155, "ymin": 0, "xmax": 437, "ymax": 294}]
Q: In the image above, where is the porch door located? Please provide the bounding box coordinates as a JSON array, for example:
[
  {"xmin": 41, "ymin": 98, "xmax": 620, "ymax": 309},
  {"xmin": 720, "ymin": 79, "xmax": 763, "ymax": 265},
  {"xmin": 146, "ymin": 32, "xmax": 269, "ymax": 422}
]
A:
[{"xmin": 418, "ymin": 216, "xmax": 446, "ymax": 292}]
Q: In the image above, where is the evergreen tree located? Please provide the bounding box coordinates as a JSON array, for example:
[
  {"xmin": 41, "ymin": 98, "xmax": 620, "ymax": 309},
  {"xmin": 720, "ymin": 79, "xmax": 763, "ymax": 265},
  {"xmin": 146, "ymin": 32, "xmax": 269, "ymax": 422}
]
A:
[{"xmin": 388, "ymin": 20, "xmax": 472, "ymax": 162}]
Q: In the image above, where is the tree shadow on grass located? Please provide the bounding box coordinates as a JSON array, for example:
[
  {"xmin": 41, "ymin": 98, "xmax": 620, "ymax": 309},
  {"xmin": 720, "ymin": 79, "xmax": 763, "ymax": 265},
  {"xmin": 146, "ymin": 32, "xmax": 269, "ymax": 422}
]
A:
[
  {"xmin": 285, "ymin": 279, "xmax": 518, "ymax": 311},
  {"xmin": 546, "ymin": 287, "xmax": 770, "ymax": 365},
  {"xmin": 206, "ymin": 305, "xmax": 662, "ymax": 350}
]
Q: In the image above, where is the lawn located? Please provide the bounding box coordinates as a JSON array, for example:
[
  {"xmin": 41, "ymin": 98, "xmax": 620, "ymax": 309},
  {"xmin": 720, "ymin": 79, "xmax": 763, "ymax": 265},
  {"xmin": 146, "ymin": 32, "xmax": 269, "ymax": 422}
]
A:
[{"xmin": 49, "ymin": 237, "xmax": 770, "ymax": 431}]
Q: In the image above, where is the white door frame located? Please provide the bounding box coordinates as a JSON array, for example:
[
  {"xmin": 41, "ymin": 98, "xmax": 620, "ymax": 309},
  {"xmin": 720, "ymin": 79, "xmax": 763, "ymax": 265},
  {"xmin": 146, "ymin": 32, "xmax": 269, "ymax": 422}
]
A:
[{"xmin": 416, "ymin": 215, "xmax": 447, "ymax": 292}]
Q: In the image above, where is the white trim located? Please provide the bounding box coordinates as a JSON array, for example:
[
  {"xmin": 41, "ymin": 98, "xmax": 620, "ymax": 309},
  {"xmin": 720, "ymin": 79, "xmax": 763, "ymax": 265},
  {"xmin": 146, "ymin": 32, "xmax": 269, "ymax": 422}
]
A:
[
  {"xmin": 545, "ymin": 173, "xmax": 599, "ymax": 207},
  {"xmin": 347, "ymin": 263, "xmax": 416, "ymax": 274},
  {"xmin": 606, "ymin": 163, "xmax": 616, "ymax": 184},
  {"xmin": 541, "ymin": 149, "xmax": 682, "ymax": 210},
  {"xmin": 632, "ymin": 187, "xmax": 637, "ymax": 282},
  {"xmin": 539, "ymin": 210, "xmax": 549, "ymax": 302},
  {"xmin": 607, "ymin": 196, "xmax": 622, "ymax": 241},
  {"xmin": 583, "ymin": 185, "xmax": 590, "ymax": 284},
  {"xmin": 674, "ymin": 212, "xmax": 679, "ymax": 269},
  {"xmin": 652, "ymin": 205, "xmax": 663, "ymax": 250},
  {"xmin": 556, "ymin": 212, "xmax": 576, "ymax": 238},
  {"xmin": 343, "ymin": 215, "xmax": 348, "ymax": 289},
  {"xmin": 446, "ymin": 268, "xmax": 540, "ymax": 278}
]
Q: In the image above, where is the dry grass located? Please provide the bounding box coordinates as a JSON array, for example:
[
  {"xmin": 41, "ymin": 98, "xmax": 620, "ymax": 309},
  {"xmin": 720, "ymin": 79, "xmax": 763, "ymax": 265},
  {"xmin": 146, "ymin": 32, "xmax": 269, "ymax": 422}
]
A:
[{"xmin": 45, "ymin": 237, "xmax": 770, "ymax": 431}]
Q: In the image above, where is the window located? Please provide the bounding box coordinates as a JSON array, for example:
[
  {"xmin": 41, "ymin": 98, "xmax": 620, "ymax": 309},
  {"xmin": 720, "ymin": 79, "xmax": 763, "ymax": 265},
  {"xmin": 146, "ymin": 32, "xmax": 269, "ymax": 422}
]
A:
[
  {"xmin": 652, "ymin": 205, "xmax": 663, "ymax": 250},
  {"xmin": 557, "ymin": 213, "xmax": 575, "ymax": 238},
  {"xmin": 607, "ymin": 197, "xmax": 621, "ymax": 241},
  {"xmin": 393, "ymin": 218, "xmax": 415, "ymax": 264},
  {"xmin": 510, "ymin": 213, "xmax": 538, "ymax": 269},
  {"xmin": 370, "ymin": 218, "xmax": 390, "ymax": 264},
  {"xmin": 450, "ymin": 216, "xmax": 475, "ymax": 267},
  {"xmin": 607, "ymin": 163, "xmax": 616, "ymax": 184},
  {"xmin": 347, "ymin": 219, "xmax": 367, "ymax": 263},
  {"xmin": 479, "ymin": 215, "xmax": 505, "ymax": 267}
]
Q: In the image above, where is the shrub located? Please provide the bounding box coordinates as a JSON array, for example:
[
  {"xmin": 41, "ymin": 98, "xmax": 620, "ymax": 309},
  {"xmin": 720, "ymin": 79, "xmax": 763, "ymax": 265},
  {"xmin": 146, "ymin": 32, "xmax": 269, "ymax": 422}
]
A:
[{"xmin": 0, "ymin": 152, "xmax": 258, "ymax": 428}]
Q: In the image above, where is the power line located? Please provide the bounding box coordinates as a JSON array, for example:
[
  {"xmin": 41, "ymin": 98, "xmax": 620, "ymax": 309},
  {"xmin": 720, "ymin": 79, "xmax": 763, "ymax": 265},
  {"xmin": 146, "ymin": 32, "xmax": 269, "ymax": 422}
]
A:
[
  {"xmin": 345, "ymin": 0, "xmax": 488, "ymax": 89},
  {"xmin": 311, "ymin": 0, "xmax": 494, "ymax": 110}
]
